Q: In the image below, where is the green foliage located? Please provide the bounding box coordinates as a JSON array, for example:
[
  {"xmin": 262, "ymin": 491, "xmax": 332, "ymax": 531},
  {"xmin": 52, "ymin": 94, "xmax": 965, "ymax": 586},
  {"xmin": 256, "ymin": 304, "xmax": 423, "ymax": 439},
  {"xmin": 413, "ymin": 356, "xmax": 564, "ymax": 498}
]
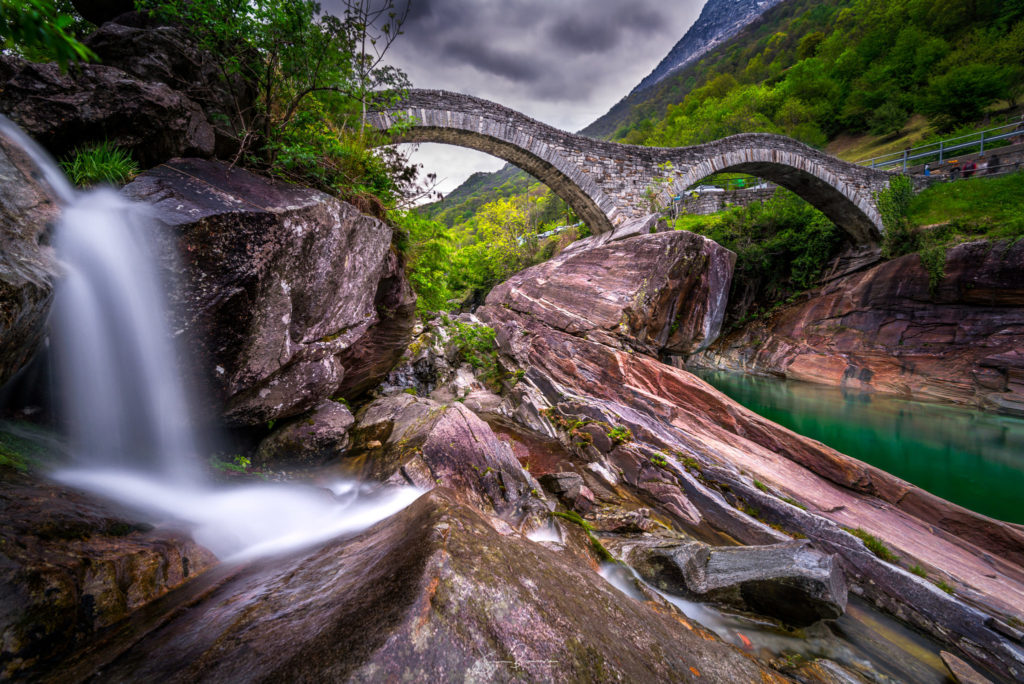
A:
[
  {"xmin": 392, "ymin": 210, "xmax": 456, "ymax": 313},
  {"xmin": 934, "ymin": 579, "xmax": 955, "ymax": 595},
  {"xmin": 678, "ymin": 189, "xmax": 844, "ymax": 315},
  {"xmin": 909, "ymin": 564, "xmax": 928, "ymax": 578},
  {"xmin": 0, "ymin": 0, "xmax": 96, "ymax": 67},
  {"xmin": 138, "ymin": 0, "xmax": 415, "ymax": 211},
  {"xmin": 210, "ymin": 454, "xmax": 252, "ymax": 474},
  {"xmin": 606, "ymin": 425, "xmax": 632, "ymax": 445},
  {"xmin": 60, "ymin": 141, "xmax": 139, "ymax": 187},
  {"xmin": 405, "ymin": 183, "xmax": 582, "ymax": 312},
  {"xmin": 877, "ymin": 175, "xmax": 917, "ymax": 258},
  {"xmin": 880, "ymin": 172, "xmax": 1024, "ymax": 294},
  {"xmin": 849, "ymin": 527, "xmax": 900, "ymax": 563},
  {"xmin": 604, "ymin": 0, "xmax": 1024, "ymax": 145},
  {"xmin": 448, "ymin": 319, "xmax": 497, "ymax": 370},
  {"xmin": 753, "ymin": 479, "xmax": 770, "ymax": 493},
  {"xmin": 650, "ymin": 453, "xmax": 669, "ymax": 468},
  {"xmin": 907, "ymin": 172, "xmax": 1024, "ymax": 240},
  {"xmin": 551, "ymin": 510, "xmax": 615, "ymax": 562}
]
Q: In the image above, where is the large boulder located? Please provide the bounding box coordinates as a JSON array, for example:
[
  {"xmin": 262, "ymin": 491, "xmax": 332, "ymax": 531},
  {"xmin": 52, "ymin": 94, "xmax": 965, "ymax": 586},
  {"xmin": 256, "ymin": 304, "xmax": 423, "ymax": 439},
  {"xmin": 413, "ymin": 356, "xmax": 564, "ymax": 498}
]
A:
[
  {"xmin": 83, "ymin": 19, "xmax": 256, "ymax": 157},
  {"xmin": 0, "ymin": 54, "xmax": 214, "ymax": 167},
  {"xmin": 486, "ymin": 230, "xmax": 735, "ymax": 355},
  {"xmin": 0, "ymin": 473, "xmax": 216, "ymax": 678},
  {"xmin": 60, "ymin": 490, "xmax": 784, "ymax": 682},
  {"xmin": 350, "ymin": 395, "xmax": 548, "ymax": 523},
  {"xmin": 691, "ymin": 239, "xmax": 1024, "ymax": 414},
  {"xmin": 0, "ymin": 124, "xmax": 61, "ymax": 388},
  {"xmin": 617, "ymin": 539, "xmax": 848, "ymax": 627},
  {"xmin": 123, "ymin": 158, "xmax": 415, "ymax": 426}
]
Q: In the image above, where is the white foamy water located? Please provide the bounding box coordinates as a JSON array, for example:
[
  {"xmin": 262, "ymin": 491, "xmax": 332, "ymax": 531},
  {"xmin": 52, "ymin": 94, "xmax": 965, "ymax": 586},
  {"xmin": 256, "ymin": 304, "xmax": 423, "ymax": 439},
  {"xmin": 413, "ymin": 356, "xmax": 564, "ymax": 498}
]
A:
[
  {"xmin": 1, "ymin": 114, "xmax": 421, "ymax": 562},
  {"xmin": 54, "ymin": 469, "xmax": 421, "ymax": 561}
]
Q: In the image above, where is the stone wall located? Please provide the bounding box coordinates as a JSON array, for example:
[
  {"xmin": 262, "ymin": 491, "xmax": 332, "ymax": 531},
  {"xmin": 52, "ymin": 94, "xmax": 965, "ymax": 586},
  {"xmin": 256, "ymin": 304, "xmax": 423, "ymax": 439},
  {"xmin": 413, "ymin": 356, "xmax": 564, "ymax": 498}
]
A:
[{"xmin": 676, "ymin": 187, "xmax": 778, "ymax": 216}]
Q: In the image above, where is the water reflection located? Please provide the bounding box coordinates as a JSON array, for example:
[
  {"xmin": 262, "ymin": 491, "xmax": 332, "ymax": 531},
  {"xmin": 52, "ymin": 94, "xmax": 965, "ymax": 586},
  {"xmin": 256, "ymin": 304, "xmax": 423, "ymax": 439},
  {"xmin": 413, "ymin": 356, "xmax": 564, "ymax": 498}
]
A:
[{"xmin": 693, "ymin": 370, "xmax": 1024, "ymax": 524}]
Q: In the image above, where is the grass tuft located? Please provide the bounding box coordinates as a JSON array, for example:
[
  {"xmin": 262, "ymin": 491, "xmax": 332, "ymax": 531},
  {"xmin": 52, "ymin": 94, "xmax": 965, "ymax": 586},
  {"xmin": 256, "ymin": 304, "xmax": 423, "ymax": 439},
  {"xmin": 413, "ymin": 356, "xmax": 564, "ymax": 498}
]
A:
[
  {"xmin": 848, "ymin": 527, "xmax": 900, "ymax": 564},
  {"xmin": 60, "ymin": 141, "xmax": 139, "ymax": 187}
]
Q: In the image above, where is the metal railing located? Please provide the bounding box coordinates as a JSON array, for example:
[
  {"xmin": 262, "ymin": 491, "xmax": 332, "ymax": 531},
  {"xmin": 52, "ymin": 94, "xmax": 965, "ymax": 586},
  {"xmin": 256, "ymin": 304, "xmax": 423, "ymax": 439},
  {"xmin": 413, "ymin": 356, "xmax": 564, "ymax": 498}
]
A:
[{"xmin": 855, "ymin": 121, "xmax": 1024, "ymax": 172}]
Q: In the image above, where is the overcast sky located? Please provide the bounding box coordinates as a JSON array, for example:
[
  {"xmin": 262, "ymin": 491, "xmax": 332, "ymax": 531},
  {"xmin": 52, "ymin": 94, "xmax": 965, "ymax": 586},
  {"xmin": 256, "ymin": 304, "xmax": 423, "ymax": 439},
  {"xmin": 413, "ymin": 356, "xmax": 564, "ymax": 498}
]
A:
[{"xmin": 352, "ymin": 0, "xmax": 708, "ymax": 195}]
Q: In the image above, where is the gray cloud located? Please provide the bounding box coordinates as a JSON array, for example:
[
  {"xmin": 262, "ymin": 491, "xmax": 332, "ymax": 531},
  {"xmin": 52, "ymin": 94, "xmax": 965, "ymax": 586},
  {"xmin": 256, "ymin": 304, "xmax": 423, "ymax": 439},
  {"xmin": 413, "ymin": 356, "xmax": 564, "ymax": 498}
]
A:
[
  {"xmin": 356, "ymin": 0, "xmax": 707, "ymax": 193},
  {"xmin": 438, "ymin": 40, "xmax": 543, "ymax": 82}
]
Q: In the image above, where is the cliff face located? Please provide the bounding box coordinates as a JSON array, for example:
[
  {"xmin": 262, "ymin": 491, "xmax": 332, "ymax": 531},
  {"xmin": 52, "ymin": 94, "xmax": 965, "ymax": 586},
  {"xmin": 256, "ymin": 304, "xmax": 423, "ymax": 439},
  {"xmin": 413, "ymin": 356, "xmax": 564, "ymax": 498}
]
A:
[{"xmin": 689, "ymin": 240, "xmax": 1024, "ymax": 416}]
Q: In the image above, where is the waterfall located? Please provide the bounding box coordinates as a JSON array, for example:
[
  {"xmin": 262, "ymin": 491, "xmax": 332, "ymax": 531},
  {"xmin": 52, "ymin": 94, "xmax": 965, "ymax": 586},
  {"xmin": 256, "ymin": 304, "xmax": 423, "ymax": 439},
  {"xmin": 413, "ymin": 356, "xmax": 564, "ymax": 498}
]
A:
[
  {"xmin": 1, "ymin": 116, "xmax": 419, "ymax": 561},
  {"xmin": 52, "ymin": 189, "xmax": 201, "ymax": 480}
]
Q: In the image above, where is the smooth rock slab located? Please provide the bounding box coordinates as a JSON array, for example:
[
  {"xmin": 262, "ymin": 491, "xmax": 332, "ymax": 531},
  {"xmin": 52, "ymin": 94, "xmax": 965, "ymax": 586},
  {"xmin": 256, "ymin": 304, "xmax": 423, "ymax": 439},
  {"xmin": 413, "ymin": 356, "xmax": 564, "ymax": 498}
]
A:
[
  {"xmin": 351, "ymin": 395, "xmax": 548, "ymax": 523},
  {"xmin": 486, "ymin": 230, "xmax": 735, "ymax": 355},
  {"xmin": 68, "ymin": 490, "xmax": 787, "ymax": 683}
]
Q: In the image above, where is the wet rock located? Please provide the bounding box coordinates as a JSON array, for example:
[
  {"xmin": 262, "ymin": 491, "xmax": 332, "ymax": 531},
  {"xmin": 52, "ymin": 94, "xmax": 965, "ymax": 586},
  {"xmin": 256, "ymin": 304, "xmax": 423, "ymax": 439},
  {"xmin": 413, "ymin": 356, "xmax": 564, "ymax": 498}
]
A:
[
  {"xmin": 0, "ymin": 55, "xmax": 214, "ymax": 167},
  {"xmin": 123, "ymin": 159, "xmax": 414, "ymax": 426},
  {"xmin": 0, "ymin": 124, "xmax": 60, "ymax": 388},
  {"xmin": 691, "ymin": 239, "xmax": 1024, "ymax": 414},
  {"xmin": 538, "ymin": 472, "xmax": 594, "ymax": 514},
  {"xmin": 254, "ymin": 400, "xmax": 355, "ymax": 468},
  {"xmin": 486, "ymin": 230, "xmax": 735, "ymax": 355},
  {"xmin": 351, "ymin": 396, "xmax": 548, "ymax": 523},
  {"xmin": 619, "ymin": 538, "xmax": 847, "ymax": 626},
  {"xmin": 71, "ymin": 490, "xmax": 785, "ymax": 683},
  {"xmin": 0, "ymin": 473, "xmax": 216, "ymax": 678},
  {"xmin": 941, "ymin": 651, "xmax": 993, "ymax": 684}
]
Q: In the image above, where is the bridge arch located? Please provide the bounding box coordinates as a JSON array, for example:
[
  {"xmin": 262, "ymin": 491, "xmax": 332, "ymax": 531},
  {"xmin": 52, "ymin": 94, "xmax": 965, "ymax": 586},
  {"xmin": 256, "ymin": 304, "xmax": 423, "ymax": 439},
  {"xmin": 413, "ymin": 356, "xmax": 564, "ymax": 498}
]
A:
[
  {"xmin": 370, "ymin": 90, "xmax": 893, "ymax": 243},
  {"xmin": 665, "ymin": 135, "xmax": 884, "ymax": 243}
]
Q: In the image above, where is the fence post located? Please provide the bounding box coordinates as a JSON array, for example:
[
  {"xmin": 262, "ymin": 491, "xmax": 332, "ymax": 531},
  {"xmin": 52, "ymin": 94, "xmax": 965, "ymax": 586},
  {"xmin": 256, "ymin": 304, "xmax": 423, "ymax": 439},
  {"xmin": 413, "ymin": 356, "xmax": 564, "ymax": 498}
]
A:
[
  {"xmin": 939, "ymin": 140, "xmax": 944, "ymax": 164},
  {"xmin": 902, "ymin": 148, "xmax": 908, "ymax": 172},
  {"xmin": 980, "ymin": 130, "xmax": 985, "ymax": 155}
]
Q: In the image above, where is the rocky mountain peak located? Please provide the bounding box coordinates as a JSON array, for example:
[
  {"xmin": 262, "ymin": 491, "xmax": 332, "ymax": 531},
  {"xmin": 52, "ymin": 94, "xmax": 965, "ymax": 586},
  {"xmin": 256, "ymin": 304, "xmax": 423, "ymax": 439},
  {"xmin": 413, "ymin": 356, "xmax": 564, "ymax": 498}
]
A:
[{"xmin": 631, "ymin": 0, "xmax": 784, "ymax": 96}]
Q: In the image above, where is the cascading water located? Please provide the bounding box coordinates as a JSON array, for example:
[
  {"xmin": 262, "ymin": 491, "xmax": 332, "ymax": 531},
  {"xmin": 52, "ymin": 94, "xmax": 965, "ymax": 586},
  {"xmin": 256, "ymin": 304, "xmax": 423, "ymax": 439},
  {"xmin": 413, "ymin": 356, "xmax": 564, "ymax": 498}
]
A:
[
  {"xmin": 1, "ymin": 115, "xmax": 419, "ymax": 561},
  {"xmin": 52, "ymin": 189, "xmax": 201, "ymax": 479}
]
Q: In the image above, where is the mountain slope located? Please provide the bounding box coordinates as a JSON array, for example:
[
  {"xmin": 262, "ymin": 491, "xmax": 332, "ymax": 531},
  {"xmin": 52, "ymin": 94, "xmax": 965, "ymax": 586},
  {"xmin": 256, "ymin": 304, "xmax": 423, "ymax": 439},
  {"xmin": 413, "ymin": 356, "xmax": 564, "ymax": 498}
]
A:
[{"xmin": 581, "ymin": 0, "xmax": 784, "ymax": 139}]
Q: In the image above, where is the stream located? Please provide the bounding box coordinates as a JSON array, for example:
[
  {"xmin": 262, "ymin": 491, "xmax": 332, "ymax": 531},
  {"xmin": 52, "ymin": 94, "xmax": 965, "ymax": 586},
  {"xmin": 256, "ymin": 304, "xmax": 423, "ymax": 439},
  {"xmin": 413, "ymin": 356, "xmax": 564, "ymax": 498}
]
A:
[{"xmin": 693, "ymin": 368, "xmax": 1024, "ymax": 524}]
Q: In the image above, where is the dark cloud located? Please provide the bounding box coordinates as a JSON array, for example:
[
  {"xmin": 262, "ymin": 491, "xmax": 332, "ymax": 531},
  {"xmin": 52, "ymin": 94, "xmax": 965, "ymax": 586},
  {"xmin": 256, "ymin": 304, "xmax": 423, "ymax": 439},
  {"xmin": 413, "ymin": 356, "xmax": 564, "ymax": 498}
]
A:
[
  {"xmin": 371, "ymin": 0, "xmax": 707, "ymax": 193},
  {"xmin": 438, "ymin": 40, "xmax": 542, "ymax": 82}
]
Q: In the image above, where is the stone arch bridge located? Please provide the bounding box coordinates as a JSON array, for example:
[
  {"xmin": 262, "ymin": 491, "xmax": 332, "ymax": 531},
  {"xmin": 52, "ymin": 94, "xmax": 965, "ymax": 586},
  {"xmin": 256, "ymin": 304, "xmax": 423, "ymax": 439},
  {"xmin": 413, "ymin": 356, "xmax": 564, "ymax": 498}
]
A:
[{"xmin": 370, "ymin": 90, "xmax": 895, "ymax": 243}]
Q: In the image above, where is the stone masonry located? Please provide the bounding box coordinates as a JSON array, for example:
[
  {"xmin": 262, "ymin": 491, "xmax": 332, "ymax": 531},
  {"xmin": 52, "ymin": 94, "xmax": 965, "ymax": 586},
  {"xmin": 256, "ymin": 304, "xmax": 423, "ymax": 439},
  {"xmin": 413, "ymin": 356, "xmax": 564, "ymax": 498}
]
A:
[{"xmin": 370, "ymin": 90, "xmax": 897, "ymax": 244}]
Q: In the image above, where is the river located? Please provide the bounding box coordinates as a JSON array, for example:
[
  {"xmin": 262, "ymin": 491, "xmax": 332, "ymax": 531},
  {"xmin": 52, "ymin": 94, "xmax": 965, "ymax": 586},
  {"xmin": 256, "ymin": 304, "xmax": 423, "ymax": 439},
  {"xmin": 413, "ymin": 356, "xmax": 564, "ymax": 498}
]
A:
[{"xmin": 693, "ymin": 370, "xmax": 1024, "ymax": 524}]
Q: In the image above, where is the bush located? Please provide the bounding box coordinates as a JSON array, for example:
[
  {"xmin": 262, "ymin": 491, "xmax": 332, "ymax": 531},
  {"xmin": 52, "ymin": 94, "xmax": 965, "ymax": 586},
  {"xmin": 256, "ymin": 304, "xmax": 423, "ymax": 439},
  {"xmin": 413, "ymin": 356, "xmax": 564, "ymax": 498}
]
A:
[
  {"xmin": 60, "ymin": 141, "xmax": 139, "ymax": 187},
  {"xmin": 679, "ymin": 189, "xmax": 845, "ymax": 317}
]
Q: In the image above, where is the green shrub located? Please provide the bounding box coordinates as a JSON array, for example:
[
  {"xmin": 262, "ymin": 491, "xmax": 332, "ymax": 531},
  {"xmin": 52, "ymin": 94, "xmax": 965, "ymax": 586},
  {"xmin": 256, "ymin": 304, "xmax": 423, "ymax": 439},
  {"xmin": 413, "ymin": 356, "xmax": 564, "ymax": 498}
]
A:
[
  {"xmin": 909, "ymin": 564, "xmax": 928, "ymax": 578},
  {"xmin": 606, "ymin": 425, "xmax": 633, "ymax": 445},
  {"xmin": 848, "ymin": 527, "xmax": 900, "ymax": 563},
  {"xmin": 60, "ymin": 141, "xmax": 139, "ymax": 187}
]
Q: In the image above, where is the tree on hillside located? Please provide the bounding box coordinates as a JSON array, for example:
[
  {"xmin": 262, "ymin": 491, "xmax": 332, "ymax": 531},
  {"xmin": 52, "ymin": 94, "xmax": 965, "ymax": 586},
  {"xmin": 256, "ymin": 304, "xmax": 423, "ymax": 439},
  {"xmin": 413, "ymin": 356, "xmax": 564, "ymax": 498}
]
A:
[
  {"xmin": 920, "ymin": 63, "xmax": 1011, "ymax": 130},
  {"xmin": 138, "ymin": 0, "xmax": 415, "ymax": 209}
]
